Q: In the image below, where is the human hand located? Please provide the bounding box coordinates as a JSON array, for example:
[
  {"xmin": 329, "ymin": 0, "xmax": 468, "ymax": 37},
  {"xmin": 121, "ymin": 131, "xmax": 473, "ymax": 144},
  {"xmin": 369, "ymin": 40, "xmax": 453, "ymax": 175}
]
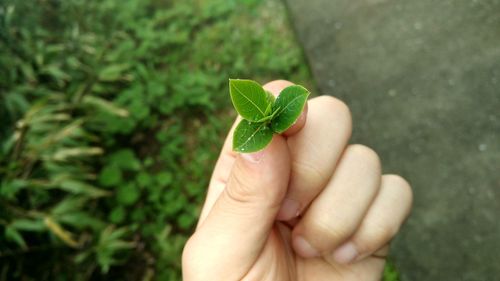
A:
[{"xmin": 182, "ymin": 80, "xmax": 413, "ymax": 281}]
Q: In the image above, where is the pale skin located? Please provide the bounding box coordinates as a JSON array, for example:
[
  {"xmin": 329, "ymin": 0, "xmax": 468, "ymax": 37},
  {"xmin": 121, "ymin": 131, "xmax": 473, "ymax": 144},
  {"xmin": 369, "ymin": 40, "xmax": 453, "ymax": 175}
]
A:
[{"xmin": 182, "ymin": 80, "xmax": 413, "ymax": 281}]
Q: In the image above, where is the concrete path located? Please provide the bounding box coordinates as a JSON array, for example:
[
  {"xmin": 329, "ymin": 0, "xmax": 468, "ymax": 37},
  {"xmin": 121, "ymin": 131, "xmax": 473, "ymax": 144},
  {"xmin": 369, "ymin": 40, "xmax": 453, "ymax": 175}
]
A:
[{"xmin": 285, "ymin": 0, "xmax": 500, "ymax": 280}]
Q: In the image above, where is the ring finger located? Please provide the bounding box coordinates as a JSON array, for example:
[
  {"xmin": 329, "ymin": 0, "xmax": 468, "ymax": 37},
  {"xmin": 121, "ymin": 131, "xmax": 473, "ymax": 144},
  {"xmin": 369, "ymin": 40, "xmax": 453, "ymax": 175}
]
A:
[
  {"xmin": 291, "ymin": 144, "xmax": 382, "ymax": 258},
  {"xmin": 329, "ymin": 174, "xmax": 413, "ymax": 264}
]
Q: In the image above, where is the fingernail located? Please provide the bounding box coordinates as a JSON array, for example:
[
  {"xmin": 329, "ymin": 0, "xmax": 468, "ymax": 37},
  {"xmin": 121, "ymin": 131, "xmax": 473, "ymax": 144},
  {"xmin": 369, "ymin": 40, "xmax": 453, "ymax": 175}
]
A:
[
  {"xmin": 276, "ymin": 198, "xmax": 301, "ymax": 220},
  {"xmin": 241, "ymin": 150, "xmax": 265, "ymax": 163},
  {"xmin": 293, "ymin": 236, "xmax": 320, "ymax": 258},
  {"xmin": 332, "ymin": 242, "xmax": 358, "ymax": 264}
]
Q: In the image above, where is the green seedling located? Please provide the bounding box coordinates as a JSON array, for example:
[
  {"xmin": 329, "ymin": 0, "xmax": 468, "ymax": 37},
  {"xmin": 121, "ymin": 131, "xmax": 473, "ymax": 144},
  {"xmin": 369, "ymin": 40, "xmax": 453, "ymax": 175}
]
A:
[{"xmin": 229, "ymin": 79, "xmax": 310, "ymax": 153}]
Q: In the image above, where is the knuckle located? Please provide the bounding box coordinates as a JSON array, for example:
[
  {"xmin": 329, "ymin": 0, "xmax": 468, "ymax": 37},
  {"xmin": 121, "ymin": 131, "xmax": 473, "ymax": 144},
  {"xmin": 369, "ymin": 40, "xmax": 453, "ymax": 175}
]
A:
[
  {"xmin": 384, "ymin": 174, "xmax": 410, "ymax": 188},
  {"xmin": 316, "ymin": 95, "xmax": 346, "ymax": 110},
  {"xmin": 384, "ymin": 174, "xmax": 414, "ymax": 208},
  {"xmin": 226, "ymin": 170, "xmax": 258, "ymax": 204},
  {"xmin": 384, "ymin": 174, "xmax": 412, "ymax": 190},
  {"xmin": 292, "ymin": 159, "xmax": 329, "ymax": 187},
  {"xmin": 270, "ymin": 79, "xmax": 293, "ymax": 85},
  {"xmin": 316, "ymin": 96, "xmax": 352, "ymax": 127},
  {"xmin": 346, "ymin": 144, "xmax": 382, "ymax": 174},
  {"xmin": 225, "ymin": 165, "xmax": 284, "ymax": 209},
  {"xmin": 309, "ymin": 213, "xmax": 353, "ymax": 245},
  {"xmin": 372, "ymin": 223, "xmax": 398, "ymax": 243},
  {"xmin": 357, "ymin": 223, "xmax": 398, "ymax": 253},
  {"xmin": 263, "ymin": 80, "xmax": 294, "ymax": 94}
]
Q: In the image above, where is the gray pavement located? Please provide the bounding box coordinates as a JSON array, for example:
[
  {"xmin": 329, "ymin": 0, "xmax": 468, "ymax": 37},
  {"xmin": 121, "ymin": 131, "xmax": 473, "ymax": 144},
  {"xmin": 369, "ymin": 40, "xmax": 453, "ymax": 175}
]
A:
[{"xmin": 285, "ymin": 0, "xmax": 500, "ymax": 280}]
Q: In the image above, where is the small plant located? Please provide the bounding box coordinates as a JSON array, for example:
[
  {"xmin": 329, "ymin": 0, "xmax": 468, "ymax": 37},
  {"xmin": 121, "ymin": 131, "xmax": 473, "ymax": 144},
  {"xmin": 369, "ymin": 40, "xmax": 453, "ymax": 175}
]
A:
[{"xmin": 230, "ymin": 79, "xmax": 309, "ymax": 153}]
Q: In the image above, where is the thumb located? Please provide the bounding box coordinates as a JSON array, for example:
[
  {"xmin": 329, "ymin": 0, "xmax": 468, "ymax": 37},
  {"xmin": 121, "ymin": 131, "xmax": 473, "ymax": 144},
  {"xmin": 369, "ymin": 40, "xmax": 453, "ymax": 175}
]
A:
[{"xmin": 184, "ymin": 135, "xmax": 290, "ymax": 279}]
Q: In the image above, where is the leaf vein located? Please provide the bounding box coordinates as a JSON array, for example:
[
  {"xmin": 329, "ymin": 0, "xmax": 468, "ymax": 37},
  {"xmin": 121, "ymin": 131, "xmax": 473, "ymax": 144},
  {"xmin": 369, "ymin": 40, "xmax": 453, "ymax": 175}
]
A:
[
  {"xmin": 233, "ymin": 85, "xmax": 265, "ymax": 116},
  {"xmin": 276, "ymin": 94, "xmax": 304, "ymax": 116},
  {"xmin": 237, "ymin": 123, "xmax": 267, "ymax": 149}
]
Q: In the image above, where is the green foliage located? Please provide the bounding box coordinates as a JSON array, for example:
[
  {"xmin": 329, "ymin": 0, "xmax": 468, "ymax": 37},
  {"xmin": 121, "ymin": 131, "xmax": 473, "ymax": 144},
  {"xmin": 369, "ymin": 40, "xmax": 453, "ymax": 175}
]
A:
[
  {"xmin": 75, "ymin": 226, "xmax": 135, "ymax": 274},
  {"xmin": 383, "ymin": 261, "xmax": 401, "ymax": 281},
  {"xmin": 271, "ymin": 85, "xmax": 310, "ymax": 133},
  {"xmin": 0, "ymin": 0, "xmax": 312, "ymax": 280},
  {"xmin": 230, "ymin": 79, "xmax": 309, "ymax": 152},
  {"xmin": 233, "ymin": 120, "xmax": 274, "ymax": 153},
  {"xmin": 229, "ymin": 79, "xmax": 270, "ymax": 121}
]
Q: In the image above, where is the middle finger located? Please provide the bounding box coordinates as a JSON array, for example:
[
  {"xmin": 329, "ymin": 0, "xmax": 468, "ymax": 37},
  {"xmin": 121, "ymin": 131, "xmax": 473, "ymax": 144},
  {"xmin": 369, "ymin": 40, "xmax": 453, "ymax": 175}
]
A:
[{"xmin": 291, "ymin": 144, "xmax": 382, "ymax": 257}]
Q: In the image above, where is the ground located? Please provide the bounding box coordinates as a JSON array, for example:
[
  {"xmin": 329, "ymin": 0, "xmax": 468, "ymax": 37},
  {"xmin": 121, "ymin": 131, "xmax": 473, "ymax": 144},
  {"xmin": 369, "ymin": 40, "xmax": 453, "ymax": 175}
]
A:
[{"xmin": 285, "ymin": 0, "xmax": 500, "ymax": 280}]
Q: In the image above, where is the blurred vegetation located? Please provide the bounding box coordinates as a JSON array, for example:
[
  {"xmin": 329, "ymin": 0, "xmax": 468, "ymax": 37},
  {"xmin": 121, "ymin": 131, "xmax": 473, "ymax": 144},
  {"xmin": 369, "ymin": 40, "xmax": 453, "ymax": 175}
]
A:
[
  {"xmin": 383, "ymin": 261, "xmax": 401, "ymax": 281},
  {"xmin": 0, "ymin": 0, "xmax": 312, "ymax": 280}
]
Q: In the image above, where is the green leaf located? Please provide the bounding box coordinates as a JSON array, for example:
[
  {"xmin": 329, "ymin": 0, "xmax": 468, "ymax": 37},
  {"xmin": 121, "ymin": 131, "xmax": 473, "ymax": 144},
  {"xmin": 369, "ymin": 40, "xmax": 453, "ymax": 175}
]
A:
[
  {"xmin": 156, "ymin": 172, "xmax": 173, "ymax": 187},
  {"xmin": 255, "ymin": 106, "xmax": 281, "ymax": 123},
  {"xmin": 136, "ymin": 172, "xmax": 152, "ymax": 187},
  {"xmin": 43, "ymin": 65, "xmax": 71, "ymax": 81},
  {"xmin": 52, "ymin": 197, "xmax": 88, "ymax": 215},
  {"xmin": 116, "ymin": 183, "xmax": 140, "ymax": 206},
  {"xmin": 5, "ymin": 227, "xmax": 27, "ymax": 249},
  {"xmin": 95, "ymin": 226, "xmax": 135, "ymax": 273},
  {"xmin": 266, "ymin": 90, "xmax": 276, "ymax": 104},
  {"xmin": 131, "ymin": 208, "xmax": 145, "ymax": 222},
  {"xmin": 0, "ymin": 179, "xmax": 28, "ymax": 199},
  {"xmin": 52, "ymin": 147, "xmax": 104, "ymax": 161},
  {"xmin": 109, "ymin": 150, "xmax": 141, "ymax": 171},
  {"xmin": 177, "ymin": 213, "xmax": 196, "ymax": 229},
  {"xmin": 11, "ymin": 219, "xmax": 46, "ymax": 232},
  {"xmin": 60, "ymin": 180, "xmax": 110, "ymax": 198},
  {"xmin": 109, "ymin": 207, "xmax": 126, "ymax": 224},
  {"xmin": 229, "ymin": 79, "xmax": 270, "ymax": 121},
  {"xmin": 57, "ymin": 212, "xmax": 105, "ymax": 230},
  {"xmin": 83, "ymin": 96, "xmax": 129, "ymax": 117},
  {"xmin": 98, "ymin": 63, "xmax": 131, "ymax": 82},
  {"xmin": 129, "ymin": 99, "xmax": 150, "ymax": 120},
  {"xmin": 74, "ymin": 251, "xmax": 92, "ymax": 264},
  {"xmin": 233, "ymin": 119, "xmax": 273, "ymax": 153},
  {"xmin": 264, "ymin": 91, "xmax": 275, "ymax": 116},
  {"xmin": 99, "ymin": 164, "xmax": 123, "ymax": 187},
  {"xmin": 271, "ymin": 85, "xmax": 310, "ymax": 133},
  {"xmin": 264, "ymin": 102, "xmax": 273, "ymax": 116}
]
